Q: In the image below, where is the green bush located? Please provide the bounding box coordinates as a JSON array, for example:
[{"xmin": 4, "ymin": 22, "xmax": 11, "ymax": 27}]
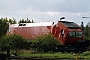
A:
[
  {"xmin": 0, "ymin": 34, "xmax": 29, "ymax": 56},
  {"xmin": 84, "ymin": 36, "xmax": 90, "ymax": 40},
  {"xmin": 81, "ymin": 51, "xmax": 90, "ymax": 56},
  {"xmin": 31, "ymin": 34, "xmax": 60, "ymax": 52},
  {"xmin": 0, "ymin": 34, "xmax": 29, "ymax": 50}
]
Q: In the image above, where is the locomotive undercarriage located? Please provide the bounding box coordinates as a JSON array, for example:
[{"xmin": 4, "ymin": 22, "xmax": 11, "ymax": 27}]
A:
[{"xmin": 54, "ymin": 40, "xmax": 90, "ymax": 53}]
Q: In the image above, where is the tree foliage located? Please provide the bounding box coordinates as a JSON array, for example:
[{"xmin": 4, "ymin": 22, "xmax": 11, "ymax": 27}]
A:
[
  {"xmin": 18, "ymin": 18, "xmax": 34, "ymax": 23},
  {"xmin": 0, "ymin": 17, "xmax": 17, "ymax": 38},
  {"xmin": 8, "ymin": 17, "xmax": 17, "ymax": 24},
  {"xmin": 0, "ymin": 18, "xmax": 8, "ymax": 38},
  {"xmin": 84, "ymin": 24, "xmax": 90, "ymax": 40},
  {"xmin": 87, "ymin": 22, "xmax": 90, "ymax": 27},
  {"xmin": 31, "ymin": 34, "xmax": 60, "ymax": 52},
  {"xmin": 0, "ymin": 34, "xmax": 29, "ymax": 51}
]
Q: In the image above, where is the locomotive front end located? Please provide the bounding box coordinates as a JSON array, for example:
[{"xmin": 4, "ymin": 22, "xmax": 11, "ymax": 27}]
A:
[
  {"xmin": 67, "ymin": 26, "xmax": 83, "ymax": 45},
  {"xmin": 52, "ymin": 21, "xmax": 83, "ymax": 45}
]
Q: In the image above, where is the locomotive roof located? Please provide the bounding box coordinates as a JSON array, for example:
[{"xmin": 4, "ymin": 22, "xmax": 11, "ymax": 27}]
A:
[
  {"xmin": 59, "ymin": 21, "xmax": 80, "ymax": 27},
  {"xmin": 9, "ymin": 22, "xmax": 55, "ymax": 27}
]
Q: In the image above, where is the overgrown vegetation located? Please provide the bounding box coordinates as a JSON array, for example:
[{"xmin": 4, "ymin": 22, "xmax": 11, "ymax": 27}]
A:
[
  {"xmin": 84, "ymin": 25, "xmax": 90, "ymax": 40},
  {"xmin": 18, "ymin": 18, "xmax": 34, "ymax": 23},
  {"xmin": 0, "ymin": 34, "xmax": 29, "ymax": 56},
  {"xmin": 30, "ymin": 34, "xmax": 60, "ymax": 52},
  {"xmin": 0, "ymin": 17, "xmax": 16, "ymax": 38}
]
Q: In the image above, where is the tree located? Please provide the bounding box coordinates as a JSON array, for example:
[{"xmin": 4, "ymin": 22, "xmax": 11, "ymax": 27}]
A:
[
  {"xmin": 0, "ymin": 17, "xmax": 17, "ymax": 38},
  {"xmin": 13, "ymin": 20, "xmax": 17, "ymax": 24},
  {"xmin": 84, "ymin": 21, "xmax": 90, "ymax": 40},
  {"xmin": 32, "ymin": 20, "xmax": 34, "ymax": 23},
  {"xmin": 87, "ymin": 22, "xmax": 90, "ymax": 27},
  {"xmin": 84, "ymin": 25, "xmax": 89, "ymax": 37},
  {"xmin": 31, "ymin": 34, "xmax": 60, "ymax": 52},
  {"xmin": 18, "ymin": 18, "xmax": 34, "ymax": 23},
  {"xmin": 9, "ymin": 18, "xmax": 17, "ymax": 24},
  {"xmin": 0, "ymin": 34, "xmax": 29, "ymax": 59},
  {"xmin": 0, "ymin": 18, "xmax": 9, "ymax": 38},
  {"xmin": 84, "ymin": 25, "xmax": 90, "ymax": 40},
  {"xmin": 12, "ymin": 17, "xmax": 17, "ymax": 24}
]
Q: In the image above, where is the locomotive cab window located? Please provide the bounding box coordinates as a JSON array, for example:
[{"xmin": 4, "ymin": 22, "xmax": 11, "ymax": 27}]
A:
[
  {"xmin": 69, "ymin": 31, "xmax": 75, "ymax": 38},
  {"xmin": 69, "ymin": 31, "xmax": 82, "ymax": 38},
  {"xmin": 76, "ymin": 32, "xmax": 82, "ymax": 38}
]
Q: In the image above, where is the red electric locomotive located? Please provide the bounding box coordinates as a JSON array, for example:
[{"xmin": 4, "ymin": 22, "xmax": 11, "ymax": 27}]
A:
[{"xmin": 7, "ymin": 21, "xmax": 83, "ymax": 45}]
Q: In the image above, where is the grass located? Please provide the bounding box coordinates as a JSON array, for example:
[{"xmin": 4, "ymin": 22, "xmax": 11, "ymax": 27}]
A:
[
  {"xmin": 1, "ymin": 49, "xmax": 90, "ymax": 59},
  {"xmin": 19, "ymin": 51, "xmax": 90, "ymax": 59},
  {"xmin": 20, "ymin": 53, "xmax": 75, "ymax": 59}
]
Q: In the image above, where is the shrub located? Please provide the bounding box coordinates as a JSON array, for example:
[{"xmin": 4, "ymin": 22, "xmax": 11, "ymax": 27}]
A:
[
  {"xmin": 31, "ymin": 34, "xmax": 60, "ymax": 52},
  {"xmin": 0, "ymin": 34, "xmax": 29, "ymax": 56},
  {"xmin": 0, "ymin": 34, "xmax": 29, "ymax": 50},
  {"xmin": 81, "ymin": 51, "xmax": 90, "ymax": 56}
]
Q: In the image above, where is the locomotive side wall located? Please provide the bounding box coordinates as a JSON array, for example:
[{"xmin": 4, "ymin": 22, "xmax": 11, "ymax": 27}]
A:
[{"xmin": 9, "ymin": 26, "xmax": 51, "ymax": 40}]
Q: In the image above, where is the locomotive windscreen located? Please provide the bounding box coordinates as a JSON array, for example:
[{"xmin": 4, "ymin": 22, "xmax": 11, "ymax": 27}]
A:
[{"xmin": 59, "ymin": 21, "xmax": 80, "ymax": 28}]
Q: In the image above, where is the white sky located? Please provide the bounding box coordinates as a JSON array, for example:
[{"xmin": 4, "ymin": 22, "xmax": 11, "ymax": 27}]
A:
[{"xmin": 0, "ymin": 0, "xmax": 90, "ymax": 26}]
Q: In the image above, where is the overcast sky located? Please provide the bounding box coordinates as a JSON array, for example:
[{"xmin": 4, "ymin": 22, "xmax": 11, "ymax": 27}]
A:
[{"xmin": 0, "ymin": 0, "xmax": 90, "ymax": 26}]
